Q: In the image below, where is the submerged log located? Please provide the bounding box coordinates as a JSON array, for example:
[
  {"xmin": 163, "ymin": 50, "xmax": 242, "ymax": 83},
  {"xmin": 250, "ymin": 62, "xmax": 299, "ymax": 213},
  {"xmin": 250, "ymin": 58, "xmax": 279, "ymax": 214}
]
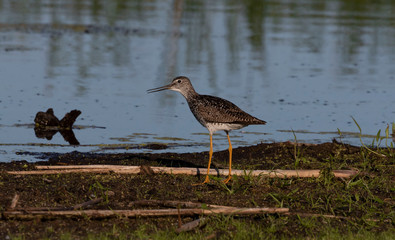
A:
[
  {"xmin": 34, "ymin": 108, "xmax": 81, "ymax": 129},
  {"xmin": 59, "ymin": 110, "xmax": 82, "ymax": 129},
  {"xmin": 34, "ymin": 108, "xmax": 81, "ymax": 145}
]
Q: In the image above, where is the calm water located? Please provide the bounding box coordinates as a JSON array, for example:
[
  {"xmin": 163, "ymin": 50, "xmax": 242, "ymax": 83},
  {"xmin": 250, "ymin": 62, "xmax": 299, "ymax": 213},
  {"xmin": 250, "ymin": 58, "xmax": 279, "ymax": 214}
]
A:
[{"xmin": 0, "ymin": 0, "xmax": 394, "ymax": 162}]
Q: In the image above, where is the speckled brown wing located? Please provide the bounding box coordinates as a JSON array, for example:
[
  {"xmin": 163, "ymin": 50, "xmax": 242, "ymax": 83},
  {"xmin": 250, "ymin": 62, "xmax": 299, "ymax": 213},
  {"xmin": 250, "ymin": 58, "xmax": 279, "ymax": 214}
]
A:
[{"xmin": 187, "ymin": 95, "xmax": 266, "ymax": 125}]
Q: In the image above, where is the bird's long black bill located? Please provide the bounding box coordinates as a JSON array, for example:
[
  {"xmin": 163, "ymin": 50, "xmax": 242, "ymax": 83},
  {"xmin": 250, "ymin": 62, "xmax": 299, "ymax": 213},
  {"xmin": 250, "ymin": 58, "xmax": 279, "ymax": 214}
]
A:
[{"xmin": 147, "ymin": 84, "xmax": 172, "ymax": 93}]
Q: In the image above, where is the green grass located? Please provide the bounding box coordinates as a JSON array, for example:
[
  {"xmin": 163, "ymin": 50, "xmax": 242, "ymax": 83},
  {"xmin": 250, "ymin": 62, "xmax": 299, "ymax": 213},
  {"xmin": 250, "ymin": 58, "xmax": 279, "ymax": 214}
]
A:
[{"xmin": 8, "ymin": 219, "xmax": 393, "ymax": 240}]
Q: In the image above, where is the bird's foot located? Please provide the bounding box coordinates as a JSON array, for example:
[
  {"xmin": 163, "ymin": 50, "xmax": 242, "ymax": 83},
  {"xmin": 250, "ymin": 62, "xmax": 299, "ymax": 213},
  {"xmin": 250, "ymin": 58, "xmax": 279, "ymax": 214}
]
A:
[
  {"xmin": 223, "ymin": 175, "xmax": 232, "ymax": 184},
  {"xmin": 192, "ymin": 176, "xmax": 210, "ymax": 186}
]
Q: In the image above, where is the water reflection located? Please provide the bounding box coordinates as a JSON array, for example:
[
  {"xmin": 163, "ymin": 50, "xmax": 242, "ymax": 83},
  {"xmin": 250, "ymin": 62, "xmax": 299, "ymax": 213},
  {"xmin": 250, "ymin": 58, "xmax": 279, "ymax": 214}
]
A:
[
  {"xmin": 34, "ymin": 127, "xmax": 80, "ymax": 145},
  {"xmin": 0, "ymin": 0, "xmax": 394, "ymax": 161},
  {"xmin": 1, "ymin": 0, "xmax": 393, "ymax": 82}
]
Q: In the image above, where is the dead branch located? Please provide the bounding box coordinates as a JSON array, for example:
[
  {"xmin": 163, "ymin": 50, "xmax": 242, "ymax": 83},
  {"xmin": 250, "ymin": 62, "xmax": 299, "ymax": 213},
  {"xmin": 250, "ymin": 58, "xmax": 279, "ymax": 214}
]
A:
[
  {"xmin": 129, "ymin": 200, "xmax": 236, "ymax": 209},
  {"xmin": 2, "ymin": 207, "xmax": 289, "ymax": 220},
  {"xmin": 7, "ymin": 165, "xmax": 359, "ymax": 178},
  {"xmin": 11, "ymin": 206, "xmax": 70, "ymax": 211},
  {"xmin": 9, "ymin": 194, "xmax": 19, "ymax": 209},
  {"xmin": 284, "ymin": 212, "xmax": 392, "ymax": 223},
  {"xmin": 10, "ymin": 197, "xmax": 109, "ymax": 212},
  {"xmin": 284, "ymin": 212, "xmax": 349, "ymax": 220}
]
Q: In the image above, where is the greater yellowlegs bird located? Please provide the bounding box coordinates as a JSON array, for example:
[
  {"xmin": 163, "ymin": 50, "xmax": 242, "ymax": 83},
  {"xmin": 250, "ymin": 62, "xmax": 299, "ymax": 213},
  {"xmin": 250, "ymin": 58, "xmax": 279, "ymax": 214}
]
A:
[{"xmin": 147, "ymin": 76, "xmax": 266, "ymax": 184}]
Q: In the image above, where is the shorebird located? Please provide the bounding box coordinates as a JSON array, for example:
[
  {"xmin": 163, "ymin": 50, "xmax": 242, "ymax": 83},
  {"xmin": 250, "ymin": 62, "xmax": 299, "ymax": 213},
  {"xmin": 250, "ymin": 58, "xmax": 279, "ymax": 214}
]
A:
[{"xmin": 147, "ymin": 76, "xmax": 266, "ymax": 184}]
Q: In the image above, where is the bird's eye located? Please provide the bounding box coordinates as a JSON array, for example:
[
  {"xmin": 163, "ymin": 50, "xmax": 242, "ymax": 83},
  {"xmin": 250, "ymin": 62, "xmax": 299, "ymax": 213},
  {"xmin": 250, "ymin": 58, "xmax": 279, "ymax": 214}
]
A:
[{"xmin": 177, "ymin": 80, "xmax": 181, "ymax": 83}]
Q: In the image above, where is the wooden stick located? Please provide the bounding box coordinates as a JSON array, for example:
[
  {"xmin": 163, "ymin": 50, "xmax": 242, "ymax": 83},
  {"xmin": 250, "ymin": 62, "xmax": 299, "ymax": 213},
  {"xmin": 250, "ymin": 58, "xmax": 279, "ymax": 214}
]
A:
[
  {"xmin": 11, "ymin": 206, "xmax": 70, "ymax": 211},
  {"xmin": 7, "ymin": 165, "xmax": 359, "ymax": 178},
  {"xmin": 9, "ymin": 194, "xmax": 19, "ymax": 209},
  {"xmin": 284, "ymin": 212, "xmax": 349, "ymax": 220},
  {"xmin": 10, "ymin": 198, "xmax": 105, "ymax": 212},
  {"xmin": 129, "ymin": 200, "xmax": 236, "ymax": 209},
  {"xmin": 2, "ymin": 207, "xmax": 289, "ymax": 220},
  {"xmin": 284, "ymin": 212, "xmax": 392, "ymax": 223}
]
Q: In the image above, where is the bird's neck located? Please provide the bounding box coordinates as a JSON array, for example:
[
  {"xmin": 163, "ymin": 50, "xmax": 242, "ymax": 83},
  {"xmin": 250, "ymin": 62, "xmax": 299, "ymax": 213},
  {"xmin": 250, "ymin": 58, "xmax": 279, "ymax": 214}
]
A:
[{"xmin": 179, "ymin": 88, "xmax": 199, "ymax": 100}]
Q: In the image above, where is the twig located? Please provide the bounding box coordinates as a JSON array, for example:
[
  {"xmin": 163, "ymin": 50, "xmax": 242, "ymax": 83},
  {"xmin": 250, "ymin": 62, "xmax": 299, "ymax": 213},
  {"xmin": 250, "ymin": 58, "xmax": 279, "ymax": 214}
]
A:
[
  {"xmin": 10, "ymin": 197, "xmax": 107, "ymax": 212},
  {"xmin": 8, "ymin": 165, "xmax": 359, "ymax": 179},
  {"xmin": 11, "ymin": 206, "xmax": 69, "ymax": 211},
  {"xmin": 129, "ymin": 200, "xmax": 236, "ymax": 209},
  {"xmin": 284, "ymin": 212, "xmax": 392, "ymax": 223},
  {"xmin": 9, "ymin": 194, "xmax": 19, "ymax": 209},
  {"xmin": 284, "ymin": 212, "xmax": 349, "ymax": 220},
  {"xmin": 2, "ymin": 207, "xmax": 289, "ymax": 220}
]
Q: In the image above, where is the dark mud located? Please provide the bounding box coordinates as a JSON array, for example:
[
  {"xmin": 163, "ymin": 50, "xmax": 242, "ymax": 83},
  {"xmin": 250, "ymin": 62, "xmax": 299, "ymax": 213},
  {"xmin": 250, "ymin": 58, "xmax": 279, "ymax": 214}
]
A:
[
  {"xmin": 4, "ymin": 141, "xmax": 362, "ymax": 170},
  {"xmin": 1, "ymin": 142, "xmax": 394, "ymax": 239}
]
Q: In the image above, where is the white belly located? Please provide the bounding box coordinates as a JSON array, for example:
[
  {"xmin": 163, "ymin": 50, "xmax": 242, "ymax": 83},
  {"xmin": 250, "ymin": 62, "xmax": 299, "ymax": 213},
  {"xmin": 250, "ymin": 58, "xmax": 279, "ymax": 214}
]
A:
[{"xmin": 205, "ymin": 122, "xmax": 245, "ymax": 134}]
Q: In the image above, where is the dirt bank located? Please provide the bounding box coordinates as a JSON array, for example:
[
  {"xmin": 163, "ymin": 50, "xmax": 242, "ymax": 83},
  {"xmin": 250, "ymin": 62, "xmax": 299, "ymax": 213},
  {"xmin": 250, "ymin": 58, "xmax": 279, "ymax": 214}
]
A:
[{"xmin": 1, "ymin": 142, "xmax": 394, "ymax": 239}]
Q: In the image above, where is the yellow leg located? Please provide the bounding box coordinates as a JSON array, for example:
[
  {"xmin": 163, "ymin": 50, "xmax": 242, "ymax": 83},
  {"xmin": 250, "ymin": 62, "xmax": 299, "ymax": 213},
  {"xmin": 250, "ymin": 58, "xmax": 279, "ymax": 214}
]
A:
[
  {"xmin": 223, "ymin": 132, "xmax": 232, "ymax": 184},
  {"xmin": 193, "ymin": 133, "xmax": 213, "ymax": 185}
]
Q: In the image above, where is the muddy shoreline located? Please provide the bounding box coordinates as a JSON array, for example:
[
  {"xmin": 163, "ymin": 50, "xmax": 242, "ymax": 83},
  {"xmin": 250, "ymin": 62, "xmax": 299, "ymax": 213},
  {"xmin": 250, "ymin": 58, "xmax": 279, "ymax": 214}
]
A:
[
  {"xmin": 1, "ymin": 141, "xmax": 394, "ymax": 239},
  {"xmin": 2, "ymin": 141, "xmax": 361, "ymax": 170}
]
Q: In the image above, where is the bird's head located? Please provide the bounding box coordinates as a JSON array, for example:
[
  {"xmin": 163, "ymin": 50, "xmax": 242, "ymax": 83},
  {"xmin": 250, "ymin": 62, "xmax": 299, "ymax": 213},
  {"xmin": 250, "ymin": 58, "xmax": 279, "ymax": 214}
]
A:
[{"xmin": 147, "ymin": 76, "xmax": 196, "ymax": 98}]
